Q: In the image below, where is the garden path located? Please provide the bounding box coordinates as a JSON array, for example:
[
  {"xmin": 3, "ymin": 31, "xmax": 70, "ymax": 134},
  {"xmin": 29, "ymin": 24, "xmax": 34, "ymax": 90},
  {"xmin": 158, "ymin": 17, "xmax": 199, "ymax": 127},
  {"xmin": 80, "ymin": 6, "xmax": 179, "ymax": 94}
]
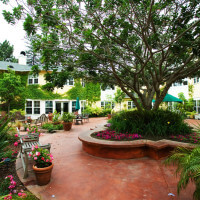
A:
[{"xmin": 16, "ymin": 117, "xmax": 196, "ymax": 200}]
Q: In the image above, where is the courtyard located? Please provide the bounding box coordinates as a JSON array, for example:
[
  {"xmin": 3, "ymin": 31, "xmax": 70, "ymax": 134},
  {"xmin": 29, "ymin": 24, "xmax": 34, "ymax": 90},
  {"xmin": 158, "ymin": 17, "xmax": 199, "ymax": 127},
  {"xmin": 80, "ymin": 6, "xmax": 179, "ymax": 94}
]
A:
[{"xmin": 16, "ymin": 117, "xmax": 195, "ymax": 200}]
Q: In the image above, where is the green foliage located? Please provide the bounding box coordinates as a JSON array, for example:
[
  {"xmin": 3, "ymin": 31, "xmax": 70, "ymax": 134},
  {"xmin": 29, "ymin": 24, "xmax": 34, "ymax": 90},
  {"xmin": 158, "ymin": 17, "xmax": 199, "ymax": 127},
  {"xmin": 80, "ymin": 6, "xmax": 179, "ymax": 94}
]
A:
[
  {"xmin": 42, "ymin": 123, "xmax": 63, "ymax": 132},
  {"xmin": 0, "ymin": 117, "xmax": 10, "ymax": 160},
  {"xmin": 4, "ymin": 0, "xmax": 200, "ymax": 110},
  {"xmin": 66, "ymin": 79, "xmax": 85, "ymax": 100},
  {"xmin": 110, "ymin": 110, "xmax": 192, "ymax": 137},
  {"xmin": 62, "ymin": 112, "xmax": 74, "ymax": 122},
  {"xmin": 52, "ymin": 110, "xmax": 61, "ymax": 123},
  {"xmin": 25, "ymin": 85, "xmax": 64, "ymax": 100},
  {"xmin": 0, "ymin": 69, "xmax": 25, "ymax": 113},
  {"xmin": 0, "ymin": 177, "xmax": 10, "ymax": 195},
  {"xmin": 83, "ymin": 106, "xmax": 110, "ymax": 117},
  {"xmin": 66, "ymin": 80, "xmax": 101, "ymax": 104},
  {"xmin": 165, "ymin": 146, "xmax": 200, "ymax": 200},
  {"xmin": 114, "ymin": 88, "xmax": 125, "ymax": 110},
  {"xmin": 0, "ymin": 40, "xmax": 17, "ymax": 62},
  {"xmin": 85, "ymin": 82, "xmax": 101, "ymax": 105}
]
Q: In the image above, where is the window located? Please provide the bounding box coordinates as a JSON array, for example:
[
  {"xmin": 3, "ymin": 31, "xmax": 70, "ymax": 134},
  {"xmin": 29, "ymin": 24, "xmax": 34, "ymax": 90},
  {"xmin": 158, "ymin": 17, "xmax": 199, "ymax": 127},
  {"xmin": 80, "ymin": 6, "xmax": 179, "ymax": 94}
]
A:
[
  {"xmin": 45, "ymin": 101, "xmax": 53, "ymax": 114},
  {"xmin": 26, "ymin": 101, "xmax": 32, "ymax": 114},
  {"xmin": 81, "ymin": 79, "xmax": 85, "ymax": 87},
  {"xmin": 101, "ymin": 101, "xmax": 115, "ymax": 109},
  {"xmin": 173, "ymin": 79, "xmax": 188, "ymax": 86},
  {"xmin": 65, "ymin": 78, "xmax": 74, "ymax": 86},
  {"xmin": 28, "ymin": 74, "xmax": 38, "ymax": 85},
  {"xmin": 72, "ymin": 101, "xmax": 76, "ymax": 112},
  {"xmin": 26, "ymin": 101, "xmax": 40, "ymax": 114},
  {"xmin": 194, "ymin": 77, "xmax": 200, "ymax": 84},
  {"xmin": 102, "ymin": 85, "xmax": 115, "ymax": 91},
  {"xmin": 34, "ymin": 101, "xmax": 40, "ymax": 114},
  {"xmin": 127, "ymin": 101, "xmax": 136, "ymax": 110}
]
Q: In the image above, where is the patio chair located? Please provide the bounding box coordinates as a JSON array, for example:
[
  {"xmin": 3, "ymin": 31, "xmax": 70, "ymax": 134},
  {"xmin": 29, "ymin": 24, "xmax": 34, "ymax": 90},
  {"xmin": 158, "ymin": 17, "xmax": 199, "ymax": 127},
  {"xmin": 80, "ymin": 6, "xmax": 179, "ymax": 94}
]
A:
[
  {"xmin": 75, "ymin": 114, "xmax": 83, "ymax": 125},
  {"xmin": 82, "ymin": 114, "xmax": 89, "ymax": 122},
  {"xmin": 17, "ymin": 128, "xmax": 51, "ymax": 178}
]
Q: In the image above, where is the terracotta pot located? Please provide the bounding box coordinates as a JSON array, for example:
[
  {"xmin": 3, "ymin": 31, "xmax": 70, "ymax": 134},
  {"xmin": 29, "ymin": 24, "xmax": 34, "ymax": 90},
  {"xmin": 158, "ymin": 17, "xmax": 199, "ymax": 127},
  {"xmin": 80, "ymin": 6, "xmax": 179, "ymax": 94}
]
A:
[
  {"xmin": 63, "ymin": 122, "xmax": 72, "ymax": 131},
  {"xmin": 33, "ymin": 163, "xmax": 54, "ymax": 186},
  {"xmin": 48, "ymin": 115, "xmax": 53, "ymax": 121},
  {"xmin": 107, "ymin": 114, "xmax": 112, "ymax": 119}
]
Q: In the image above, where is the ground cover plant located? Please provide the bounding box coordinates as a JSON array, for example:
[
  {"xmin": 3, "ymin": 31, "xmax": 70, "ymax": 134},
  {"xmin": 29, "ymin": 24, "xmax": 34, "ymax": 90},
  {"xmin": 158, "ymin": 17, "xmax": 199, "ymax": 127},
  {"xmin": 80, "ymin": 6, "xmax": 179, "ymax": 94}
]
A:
[{"xmin": 91, "ymin": 130, "xmax": 142, "ymax": 141}]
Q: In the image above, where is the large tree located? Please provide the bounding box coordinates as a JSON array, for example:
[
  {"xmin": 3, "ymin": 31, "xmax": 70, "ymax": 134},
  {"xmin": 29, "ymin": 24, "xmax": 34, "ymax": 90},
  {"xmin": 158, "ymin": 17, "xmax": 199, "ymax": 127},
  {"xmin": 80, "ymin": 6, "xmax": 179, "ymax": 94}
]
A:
[
  {"xmin": 0, "ymin": 40, "xmax": 17, "ymax": 62},
  {"xmin": 2, "ymin": 0, "xmax": 200, "ymax": 110}
]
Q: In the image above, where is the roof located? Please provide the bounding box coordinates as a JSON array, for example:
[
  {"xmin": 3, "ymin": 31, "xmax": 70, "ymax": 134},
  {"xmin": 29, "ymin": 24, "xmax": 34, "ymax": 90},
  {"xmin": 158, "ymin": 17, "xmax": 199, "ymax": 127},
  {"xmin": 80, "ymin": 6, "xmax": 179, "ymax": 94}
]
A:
[
  {"xmin": 0, "ymin": 61, "xmax": 32, "ymax": 72},
  {"xmin": 152, "ymin": 94, "xmax": 183, "ymax": 102}
]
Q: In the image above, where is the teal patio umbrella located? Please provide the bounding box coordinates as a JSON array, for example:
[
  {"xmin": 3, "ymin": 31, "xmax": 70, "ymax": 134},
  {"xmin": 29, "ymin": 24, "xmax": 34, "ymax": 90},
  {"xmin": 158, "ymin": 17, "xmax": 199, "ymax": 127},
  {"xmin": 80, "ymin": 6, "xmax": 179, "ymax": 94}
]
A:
[
  {"xmin": 152, "ymin": 94, "xmax": 183, "ymax": 103},
  {"xmin": 75, "ymin": 97, "xmax": 80, "ymax": 110}
]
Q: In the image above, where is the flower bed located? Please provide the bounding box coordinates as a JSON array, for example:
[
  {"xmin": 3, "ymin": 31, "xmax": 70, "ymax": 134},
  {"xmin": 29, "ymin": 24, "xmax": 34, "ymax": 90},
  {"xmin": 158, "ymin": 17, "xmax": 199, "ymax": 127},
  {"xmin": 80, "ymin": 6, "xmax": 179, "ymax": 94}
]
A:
[
  {"xmin": 170, "ymin": 132, "xmax": 200, "ymax": 144},
  {"xmin": 91, "ymin": 130, "xmax": 143, "ymax": 141}
]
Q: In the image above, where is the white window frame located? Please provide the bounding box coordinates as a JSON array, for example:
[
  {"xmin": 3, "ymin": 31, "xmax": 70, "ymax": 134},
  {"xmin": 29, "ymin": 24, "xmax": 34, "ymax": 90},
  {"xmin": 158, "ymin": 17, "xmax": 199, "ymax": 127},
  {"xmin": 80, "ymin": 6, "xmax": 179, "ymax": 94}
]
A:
[
  {"xmin": 101, "ymin": 101, "xmax": 115, "ymax": 109},
  {"xmin": 45, "ymin": 101, "xmax": 53, "ymax": 114},
  {"xmin": 65, "ymin": 78, "xmax": 74, "ymax": 86},
  {"xmin": 194, "ymin": 77, "xmax": 200, "ymax": 84},
  {"xmin": 127, "ymin": 101, "xmax": 136, "ymax": 110},
  {"xmin": 28, "ymin": 74, "xmax": 38, "ymax": 85},
  {"xmin": 26, "ymin": 100, "xmax": 40, "ymax": 114}
]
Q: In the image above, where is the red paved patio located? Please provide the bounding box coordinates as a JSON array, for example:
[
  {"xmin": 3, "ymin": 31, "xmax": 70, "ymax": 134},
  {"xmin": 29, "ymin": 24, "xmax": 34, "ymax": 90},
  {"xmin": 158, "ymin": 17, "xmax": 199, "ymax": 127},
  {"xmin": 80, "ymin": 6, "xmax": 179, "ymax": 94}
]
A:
[{"xmin": 16, "ymin": 118, "xmax": 196, "ymax": 200}]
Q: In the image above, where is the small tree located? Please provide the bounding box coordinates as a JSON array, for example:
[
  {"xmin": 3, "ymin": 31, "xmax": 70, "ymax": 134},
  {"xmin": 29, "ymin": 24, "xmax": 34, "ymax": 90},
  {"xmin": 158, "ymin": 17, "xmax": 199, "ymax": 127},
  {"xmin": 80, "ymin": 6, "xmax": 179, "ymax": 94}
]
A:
[
  {"xmin": 0, "ymin": 69, "xmax": 24, "ymax": 113},
  {"xmin": 114, "ymin": 88, "xmax": 125, "ymax": 111},
  {"xmin": 0, "ymin": 40, "xmax": 17, "ymax": 62}
]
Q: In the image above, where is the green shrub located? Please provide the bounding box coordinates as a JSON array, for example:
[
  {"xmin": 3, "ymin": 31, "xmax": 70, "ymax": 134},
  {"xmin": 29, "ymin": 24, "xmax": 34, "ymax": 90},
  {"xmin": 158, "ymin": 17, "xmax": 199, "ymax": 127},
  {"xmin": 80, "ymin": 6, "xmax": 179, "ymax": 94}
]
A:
[
  {"xmin": 0, "ymin": 177, "xmax": 10, "ymax": 195},
  {"xmin": 42, "ymin": 123, "xmax": 63, "ymax": 132},
  {"xmin": 110, "ymin": 110, "xmax": 191, "ymax": 137}
]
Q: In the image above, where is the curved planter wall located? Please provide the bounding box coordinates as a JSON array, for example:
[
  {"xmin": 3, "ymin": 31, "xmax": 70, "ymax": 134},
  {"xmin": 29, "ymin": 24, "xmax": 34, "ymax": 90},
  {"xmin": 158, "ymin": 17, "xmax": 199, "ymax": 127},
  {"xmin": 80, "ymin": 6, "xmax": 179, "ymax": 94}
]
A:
[{"xmin": 79, "ymin": 130, "xmax": 195, "ymax": 160}]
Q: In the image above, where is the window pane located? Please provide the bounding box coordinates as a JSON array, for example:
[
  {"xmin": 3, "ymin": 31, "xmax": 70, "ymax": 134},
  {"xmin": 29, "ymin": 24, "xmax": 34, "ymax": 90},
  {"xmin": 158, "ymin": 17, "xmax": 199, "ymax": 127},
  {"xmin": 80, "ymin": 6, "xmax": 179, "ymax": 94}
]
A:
[
  {"xmin": 34, "ymin": 101, "xmax": 40, "ymax": 107},
  {"xmin": 72, "ymin": 101, "xmax": 76, "ymax": 106},
  {"xmin": 69, "ymin": 78, "xmax": 74, "ymax": 85},
  {"xmin": 28, "ymin": 79, "xmax": 33, "ymax": 84},
  {"xmin": 34, "ymin": 79, "xmax": 38, "ymax": 84},
  {"xmin": 45, "ymin": 101, "xmax": 53, "ymax": 107},
  {"xmin": 26, "ymin": 101, "xmax": 32, "ymax": 107},
  {"xmin": 34, "ymin": 108, "xmax": 40, "ymax": 114},
  {"xmin": 45, "ymin": 108, "xmax": 53, "ymax": 114},
  {"xmin": 26, "ymin": 108, "xmax": 32, "ymax": 114}
]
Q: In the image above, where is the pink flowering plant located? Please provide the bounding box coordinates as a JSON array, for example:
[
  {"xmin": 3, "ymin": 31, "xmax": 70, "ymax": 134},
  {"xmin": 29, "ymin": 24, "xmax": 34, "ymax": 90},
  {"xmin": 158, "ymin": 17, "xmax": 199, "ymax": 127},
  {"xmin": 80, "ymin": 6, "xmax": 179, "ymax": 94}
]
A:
[
  {"xmin": 29, "ymin": 145, "xmax": 53, "ymax": 168},
  {"xmin": 27, "ymin": 126, "xmax": 41, "ymax": 136},
  {"xmin": 91, "ymin": 129, "xmax": 143, "ymax": 141},
  {"xmin": 170, "ymin": 132, "xmax": 200, "ymax": 144}
]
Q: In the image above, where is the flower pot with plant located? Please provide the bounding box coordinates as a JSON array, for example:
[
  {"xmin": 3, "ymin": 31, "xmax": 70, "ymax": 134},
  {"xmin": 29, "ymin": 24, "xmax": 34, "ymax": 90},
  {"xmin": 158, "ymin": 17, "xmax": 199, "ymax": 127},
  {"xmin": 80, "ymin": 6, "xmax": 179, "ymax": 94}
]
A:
[
  {"xmin": 30, "ymin": 145, "xmax": 54, "ymax": 186},
  {"xmin": 62, "ymin": 112, "xmax": 74, "ymax": 131},
  {"xmin": 48, "ymin": 112, "xmax": 53, "ymax": 121},
  {"xmin": 53, "ymin": 111, "xmax": 61, "ymax": 125}
]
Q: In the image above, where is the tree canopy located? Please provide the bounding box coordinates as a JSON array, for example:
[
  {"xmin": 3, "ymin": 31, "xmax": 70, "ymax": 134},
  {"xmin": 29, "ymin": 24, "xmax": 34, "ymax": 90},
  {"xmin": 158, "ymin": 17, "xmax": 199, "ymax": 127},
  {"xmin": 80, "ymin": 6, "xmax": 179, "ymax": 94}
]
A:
[
  {"xmin": 0, "ymin": 40, "xmax": 17, "ymax": 62},
  {"xmin": 0, "ymin": 69, "xmax": 25, "ymax": 113},
  {"xmin": 2, "ymin": 0, "xmax": 200, "ymax": 110}
]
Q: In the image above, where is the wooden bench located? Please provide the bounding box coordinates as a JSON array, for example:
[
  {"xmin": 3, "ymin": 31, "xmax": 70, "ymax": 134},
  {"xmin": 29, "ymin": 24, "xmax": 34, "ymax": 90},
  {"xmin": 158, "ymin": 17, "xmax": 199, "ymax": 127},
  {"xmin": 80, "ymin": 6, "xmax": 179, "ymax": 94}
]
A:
[
  {"xmin": 34, "ymin": 113, "xmax": 48, "ymax": 126},
  {"xmin": 17, "ymin": 128, "xmax": 51, "ymax": 178}
]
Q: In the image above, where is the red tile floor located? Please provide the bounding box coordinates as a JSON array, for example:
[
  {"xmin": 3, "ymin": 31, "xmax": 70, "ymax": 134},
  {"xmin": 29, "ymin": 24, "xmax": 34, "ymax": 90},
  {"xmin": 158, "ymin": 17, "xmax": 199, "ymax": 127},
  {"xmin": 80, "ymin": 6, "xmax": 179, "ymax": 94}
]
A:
[{"xmin": 16, "ymin": 117, "xmax": 196, "ymax": 200}]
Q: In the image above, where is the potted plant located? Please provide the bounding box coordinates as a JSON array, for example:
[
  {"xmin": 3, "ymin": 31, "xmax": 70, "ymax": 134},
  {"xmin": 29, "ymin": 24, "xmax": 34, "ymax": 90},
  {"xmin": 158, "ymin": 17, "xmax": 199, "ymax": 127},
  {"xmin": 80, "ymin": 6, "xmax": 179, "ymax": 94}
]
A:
[
  {"xmin": 52, "ymin": 111, "xmax": 61, "ymax": 125},
  {"xmin": 30, "ymin": 145, "xmax": 54, "ymax": 186},
  {"xmin": 62, "ymin": 112, "xmax": 74, "ymax": 131},
  {"xmin": 48, "ymin": 112, "xmax": 53, "ymax": 121}
]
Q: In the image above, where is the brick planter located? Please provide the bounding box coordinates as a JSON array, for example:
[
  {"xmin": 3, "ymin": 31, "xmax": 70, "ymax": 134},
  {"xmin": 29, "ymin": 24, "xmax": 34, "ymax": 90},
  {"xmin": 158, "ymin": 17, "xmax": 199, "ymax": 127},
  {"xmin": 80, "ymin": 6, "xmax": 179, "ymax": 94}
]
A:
[{"xmin": 79, "ymin": 130, "xmax": 196, "ymax": 160}]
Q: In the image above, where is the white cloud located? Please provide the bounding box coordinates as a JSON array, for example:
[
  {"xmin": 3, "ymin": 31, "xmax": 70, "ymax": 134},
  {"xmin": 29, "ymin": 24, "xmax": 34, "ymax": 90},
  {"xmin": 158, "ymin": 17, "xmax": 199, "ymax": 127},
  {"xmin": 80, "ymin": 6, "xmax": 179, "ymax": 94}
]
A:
[{"xmin": 0, "ymin": 2, "xmax": 28, "ymax": 58}]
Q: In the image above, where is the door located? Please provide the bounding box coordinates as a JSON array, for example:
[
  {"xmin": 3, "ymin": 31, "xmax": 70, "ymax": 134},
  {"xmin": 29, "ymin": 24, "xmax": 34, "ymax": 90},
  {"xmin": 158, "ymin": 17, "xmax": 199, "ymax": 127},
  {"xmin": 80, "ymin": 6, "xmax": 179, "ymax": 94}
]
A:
[
  {"xmin": 56, "ymin": 102, "xmax": 61, "ymax": 114},
  {"xmin": 63, "ymin": 102, "xmax": 69, "ymax": 113}
]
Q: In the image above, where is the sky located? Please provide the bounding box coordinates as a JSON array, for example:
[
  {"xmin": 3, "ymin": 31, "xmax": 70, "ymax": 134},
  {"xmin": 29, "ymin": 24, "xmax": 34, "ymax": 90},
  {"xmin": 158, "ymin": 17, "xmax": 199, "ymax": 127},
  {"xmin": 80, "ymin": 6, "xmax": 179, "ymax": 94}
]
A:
[{"xmin": 0, "ymin": 2, "xmax": 28, "ymax": 58}]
